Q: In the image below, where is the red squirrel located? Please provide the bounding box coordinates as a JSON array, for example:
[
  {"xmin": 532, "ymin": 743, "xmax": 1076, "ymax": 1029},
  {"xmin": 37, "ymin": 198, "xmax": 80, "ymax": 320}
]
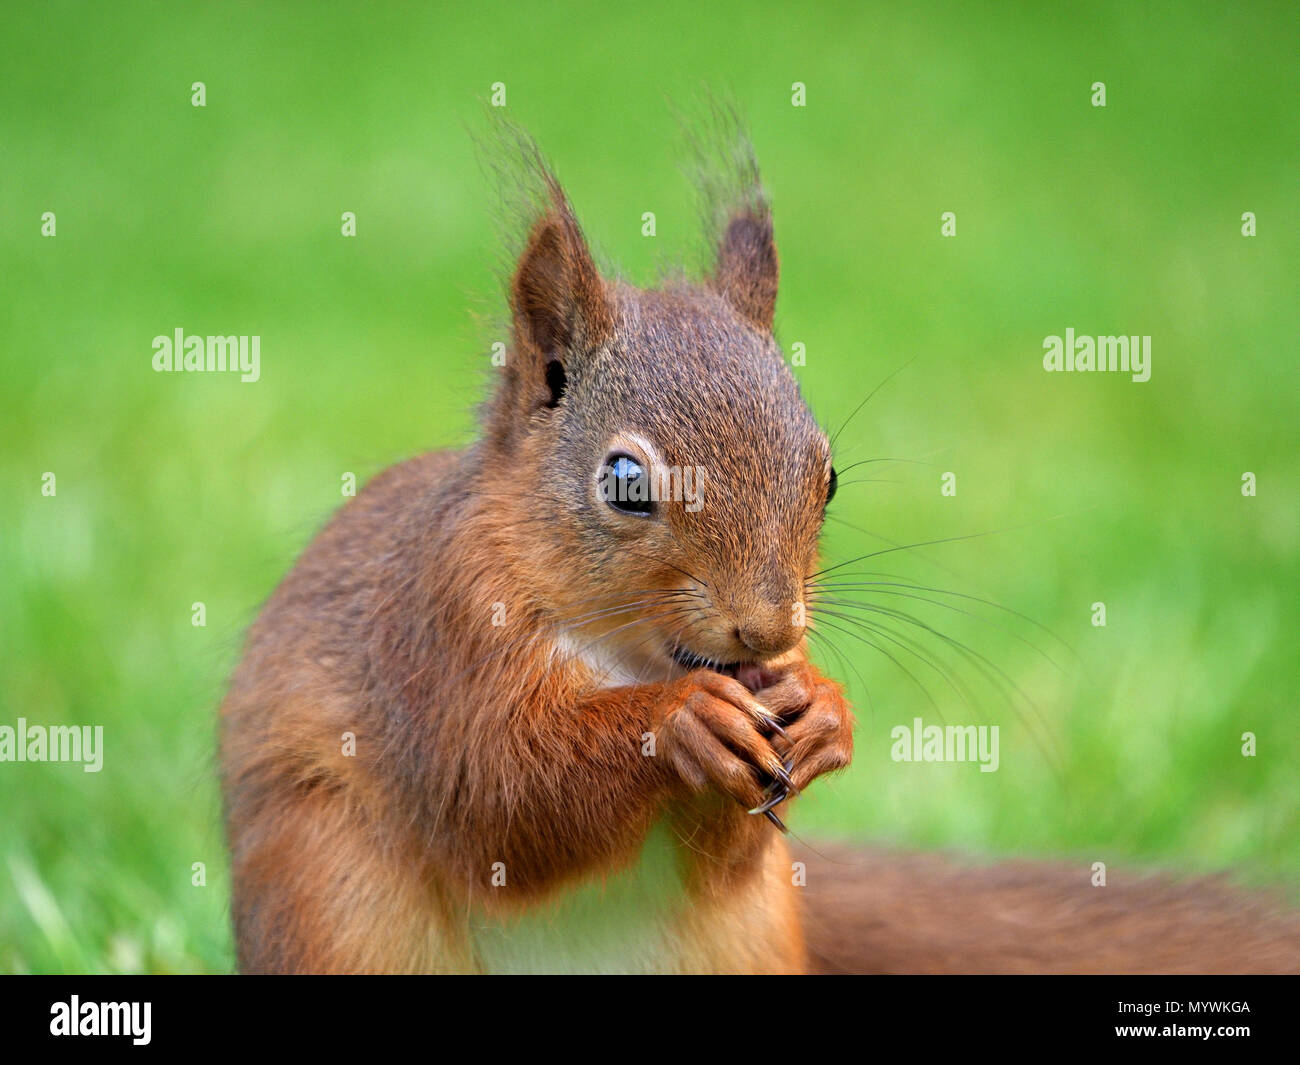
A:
[{"xmin": 220, "ymin": 124, "xmax": 1299, "ymax": 974}]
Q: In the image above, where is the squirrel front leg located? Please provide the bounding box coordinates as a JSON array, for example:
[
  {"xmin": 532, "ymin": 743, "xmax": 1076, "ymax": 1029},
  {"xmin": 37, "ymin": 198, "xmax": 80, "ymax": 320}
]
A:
[{"xmin": 437, "ymin": 669, "xmax": 795, "ymax": 903}]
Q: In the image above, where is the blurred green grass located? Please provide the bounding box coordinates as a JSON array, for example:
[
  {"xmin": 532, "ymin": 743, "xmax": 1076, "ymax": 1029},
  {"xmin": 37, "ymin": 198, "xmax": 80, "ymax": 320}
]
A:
[{"xmin": 2, "ymin": 1, "xmax": 1297, "ymax": 972}]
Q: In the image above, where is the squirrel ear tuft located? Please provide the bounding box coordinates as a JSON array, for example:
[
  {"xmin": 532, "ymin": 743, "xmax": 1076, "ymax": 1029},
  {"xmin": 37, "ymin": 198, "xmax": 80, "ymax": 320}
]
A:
[
  {"xmin": 712, "ymin": 207, "xmax": 778, "ymax": 332},
  {"xmin": 510, "ymin": 197, "xmax": 612, "ymax": 365}
]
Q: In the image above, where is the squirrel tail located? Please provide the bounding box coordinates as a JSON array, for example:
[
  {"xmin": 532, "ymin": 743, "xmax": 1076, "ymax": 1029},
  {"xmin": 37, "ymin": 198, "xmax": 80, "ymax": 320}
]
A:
[{"xmin": 795, "ymin": 843, "xmax": 1300, "ymax": 974}]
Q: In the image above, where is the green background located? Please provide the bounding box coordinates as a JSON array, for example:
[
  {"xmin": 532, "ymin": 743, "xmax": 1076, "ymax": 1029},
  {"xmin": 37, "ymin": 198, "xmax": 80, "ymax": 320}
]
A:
[{"xmin": 2, "ymin": 1, "xmax": 1297, "ymax": 972}]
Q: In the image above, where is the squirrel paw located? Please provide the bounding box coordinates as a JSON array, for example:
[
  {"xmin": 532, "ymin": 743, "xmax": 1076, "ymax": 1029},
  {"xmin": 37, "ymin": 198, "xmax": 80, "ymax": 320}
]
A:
[
  {"xmin": 749, "ymin": 662, "xmax": 854, "ymax": 795},
  {"xmin": 654, "ymin": 670, "xmax": 794, "ymax": 820}
]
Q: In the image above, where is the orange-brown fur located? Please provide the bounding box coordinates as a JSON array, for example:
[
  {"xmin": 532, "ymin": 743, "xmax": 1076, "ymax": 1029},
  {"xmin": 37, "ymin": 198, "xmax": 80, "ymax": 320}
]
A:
[
  {"xmin": 800, "ymin": 845, "xmax": 1300, "ymax": 974},
  {"xmin": 221, "ymin": 131, "xmax": 849, "ymax": 973},
  {"xmin": 220, "ymin": 123, "xmax": 1298, "ymax": 975}
]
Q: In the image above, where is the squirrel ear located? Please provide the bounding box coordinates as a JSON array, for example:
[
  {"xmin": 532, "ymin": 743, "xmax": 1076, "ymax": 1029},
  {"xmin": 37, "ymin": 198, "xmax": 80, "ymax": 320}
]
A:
[
  {"xmin": 712, "ymin": 207, "xmax": 778, "ymax": 332},
  {"xmin": 510, "ymin": 199, "xmax": 612, "ymax": 368}
]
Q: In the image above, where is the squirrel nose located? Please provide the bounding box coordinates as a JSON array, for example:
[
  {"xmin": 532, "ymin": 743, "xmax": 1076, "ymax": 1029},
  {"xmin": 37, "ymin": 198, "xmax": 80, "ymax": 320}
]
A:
[{"xmin": 735, "ymin": 615, "xmax": 801, "ymax": 658}]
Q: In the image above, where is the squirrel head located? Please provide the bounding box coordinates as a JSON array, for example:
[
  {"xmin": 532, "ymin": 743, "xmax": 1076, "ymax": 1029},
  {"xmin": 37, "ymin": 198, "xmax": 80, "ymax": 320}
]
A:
[{"xmin": 481, "ymin": 168, "xmax": 834, "ymax": 687}]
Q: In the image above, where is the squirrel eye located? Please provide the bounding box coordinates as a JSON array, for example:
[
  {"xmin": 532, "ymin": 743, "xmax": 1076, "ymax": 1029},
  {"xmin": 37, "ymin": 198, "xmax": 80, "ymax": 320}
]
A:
[
  {"xmin": 599, "ymin": 454, "xmax": 654, "ymax": 516},
  {"xmin": 826, "ymin": 465, "xmax": 838, "ymax": 505}
]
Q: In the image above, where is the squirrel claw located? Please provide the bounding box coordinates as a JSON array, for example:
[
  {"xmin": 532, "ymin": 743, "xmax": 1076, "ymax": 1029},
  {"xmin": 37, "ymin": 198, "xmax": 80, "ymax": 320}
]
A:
[
  {"xmin": 756, "ymin": 759, "xmax": 798, "ymax": 799},
  {"xmin": 762, "ymin": 715, "xmax": 790, "ymax": 741},
  {"xmin": 749, "ymin": 785, "xmax": 789, "ymax": 816},
  {"xmin": 771, "ymin": 764, "xmax": 798, "ymax": 795}
]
